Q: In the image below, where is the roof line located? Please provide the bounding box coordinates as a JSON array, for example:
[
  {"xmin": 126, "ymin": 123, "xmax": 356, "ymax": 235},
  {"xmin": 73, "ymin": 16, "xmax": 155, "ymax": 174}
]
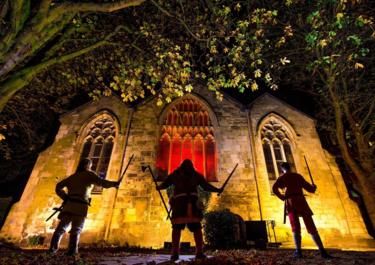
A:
[{"xmin": 246, "ymin": 92, "xmax": 316, "ymax": 121}]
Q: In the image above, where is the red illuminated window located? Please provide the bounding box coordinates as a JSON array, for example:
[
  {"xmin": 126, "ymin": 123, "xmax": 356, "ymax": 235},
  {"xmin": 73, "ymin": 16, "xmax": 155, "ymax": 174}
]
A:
[{"xmin": 156, "ymin": 98, "xmax": 217, "ymax": 181}]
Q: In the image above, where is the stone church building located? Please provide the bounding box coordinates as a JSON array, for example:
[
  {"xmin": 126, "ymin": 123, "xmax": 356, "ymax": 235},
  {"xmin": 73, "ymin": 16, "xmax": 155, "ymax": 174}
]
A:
[{"xmin": 0, "ymin": 87, "xmax": 371, "ymax": 248}]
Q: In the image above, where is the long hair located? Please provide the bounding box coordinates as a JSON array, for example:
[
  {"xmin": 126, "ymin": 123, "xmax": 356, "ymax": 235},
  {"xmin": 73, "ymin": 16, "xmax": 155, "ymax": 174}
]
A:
[{"xmin": 76, "ymin": 158, "xmax": 92, "ymax": 173}]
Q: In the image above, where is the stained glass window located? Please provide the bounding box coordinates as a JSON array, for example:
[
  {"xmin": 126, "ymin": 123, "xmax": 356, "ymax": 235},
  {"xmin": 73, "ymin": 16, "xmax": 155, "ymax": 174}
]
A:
[{"xmin": 156, "ymin": 98, "xmax": 217, "ymax": 181}]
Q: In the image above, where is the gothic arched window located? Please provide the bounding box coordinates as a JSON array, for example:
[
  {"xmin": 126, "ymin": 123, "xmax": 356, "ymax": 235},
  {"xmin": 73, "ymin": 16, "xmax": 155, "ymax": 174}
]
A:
[
  {"xmin": 261, "ymin": 119, "xmax": 296, "ymax": 186},
  {"xmin": 79, "ymin": 115, "xmax": 116, "ymax": 193},
  {"xmin": 157, "ymin": 98, "xmax": 217, "ymax": 181}
]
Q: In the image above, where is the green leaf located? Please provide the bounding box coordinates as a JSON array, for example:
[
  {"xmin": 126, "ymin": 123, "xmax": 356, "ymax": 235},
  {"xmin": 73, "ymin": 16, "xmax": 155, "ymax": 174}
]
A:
[
  {"xmin": 347, "ymin": 35, "xmax": 362, "ymax": 46},
  {"xmin": 328, "ymin": 31, "xmax": 336, "ymax": 38},
  {"xmin": 305, "ymin": 32, "xmax": 318, "ymax": 46},
  {"xmin": 307, "ymin": 11, "xmax": 319, "ymax": 24},
  {"xmin": 359, "ymin": 48, "xmax": 370, "ymax": 57}
]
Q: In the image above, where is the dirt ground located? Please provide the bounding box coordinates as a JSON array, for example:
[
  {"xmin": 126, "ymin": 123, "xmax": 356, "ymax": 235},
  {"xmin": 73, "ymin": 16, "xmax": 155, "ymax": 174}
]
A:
[{"xmin": 1, "ymin": 247, "xmax": 375, "ymax": 265}]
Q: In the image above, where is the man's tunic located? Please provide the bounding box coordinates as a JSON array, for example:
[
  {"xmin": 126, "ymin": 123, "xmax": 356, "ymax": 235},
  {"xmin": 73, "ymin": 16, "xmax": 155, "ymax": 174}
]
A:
[
  {"xmin": 272, "ymin": 172, "xmax": 315, "ymax": 216},
  {"xmin": 159, "ymin": 169, "xmax": 217, "ymax": 224},
  {"xmin": 56, "ymin": 170, "xmax": 117, "ymax": 217}
]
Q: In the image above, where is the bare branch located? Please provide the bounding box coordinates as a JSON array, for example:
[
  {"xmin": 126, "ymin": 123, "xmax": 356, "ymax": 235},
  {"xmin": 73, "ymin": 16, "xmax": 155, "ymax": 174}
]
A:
[
  {"xmin": 150, "ymin": 0, "xmax": 207, "ymax": 42},
  {"xmin": 361, "ymin": 99, "xmax": 375, "ymax": 129}
]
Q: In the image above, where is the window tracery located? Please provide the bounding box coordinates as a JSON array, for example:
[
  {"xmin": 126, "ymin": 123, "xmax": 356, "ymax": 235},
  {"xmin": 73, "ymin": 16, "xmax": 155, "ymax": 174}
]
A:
[
  {"xmin": 261, "ymin": 118, "xmax": 296, "ymax": 185},
  {"xmin": 79, "ymin": 115, "xmax": 116, "ymax": 193},
  {"xmin": 156, "ymin": 98, "xmax": 217, "ymax": 181}
]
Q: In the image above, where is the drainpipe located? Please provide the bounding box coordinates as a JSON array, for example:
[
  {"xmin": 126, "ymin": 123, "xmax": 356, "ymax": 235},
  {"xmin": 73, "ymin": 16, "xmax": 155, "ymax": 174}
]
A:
[
  {"xmin": 246, "ymin": 108, "xmax": 263, "ymax": 220},
  {"xmin": 104, "ymin": 107, "xmax": 135, "ymax": 241}
]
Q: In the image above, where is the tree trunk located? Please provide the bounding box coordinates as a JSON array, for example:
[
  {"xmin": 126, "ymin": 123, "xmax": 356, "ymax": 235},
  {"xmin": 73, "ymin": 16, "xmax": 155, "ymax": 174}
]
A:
[
  {"xmin": 331, "ymin": 91, "xmax": 375, "ymax": 233},
  {"xmin": 360, "ymin": 176, "xmax": 375, "ymax": 235}
]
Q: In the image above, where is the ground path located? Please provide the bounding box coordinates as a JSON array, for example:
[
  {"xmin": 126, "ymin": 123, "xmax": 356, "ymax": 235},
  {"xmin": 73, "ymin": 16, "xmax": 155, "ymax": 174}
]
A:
[{"xmin": 1, "ymin": 246, "xmax": 375, "ymax": 264}]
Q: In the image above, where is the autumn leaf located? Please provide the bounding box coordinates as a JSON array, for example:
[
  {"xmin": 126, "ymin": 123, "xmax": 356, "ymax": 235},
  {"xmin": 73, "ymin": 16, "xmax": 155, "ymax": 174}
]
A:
[
  {"xmin": 254, "ymin": 69, "xmax": 262, "ymax": 78},
  {"xmin": 355, "ymin": 62, "xmax": 364, "ymax": 69},
  {"xmin": 280, "ymin": 57, "xmax": 291, "ymax": 65}
]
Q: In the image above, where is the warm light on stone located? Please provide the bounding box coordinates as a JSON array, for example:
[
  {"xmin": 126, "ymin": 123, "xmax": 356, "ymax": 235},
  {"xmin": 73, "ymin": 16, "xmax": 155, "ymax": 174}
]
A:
[{"xmin": 0, "ymin": 90, "xmax": 371, "ymax": 249}]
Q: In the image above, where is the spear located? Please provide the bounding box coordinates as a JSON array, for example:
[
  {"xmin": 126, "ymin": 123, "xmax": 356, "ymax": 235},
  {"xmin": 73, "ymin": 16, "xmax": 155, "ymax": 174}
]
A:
[{"xmin": 142, "ymin": 165, "xmax": 171, "ymax": 219}]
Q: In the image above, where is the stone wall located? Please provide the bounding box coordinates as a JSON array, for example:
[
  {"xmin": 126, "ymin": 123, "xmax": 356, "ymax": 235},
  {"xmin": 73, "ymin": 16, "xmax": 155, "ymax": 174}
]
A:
[
  {"xmin": 249, "ymin": 93, "xmax": 370, "ymax": 246},
  {"xmin": 0, "ymin": 92, "xmax": 370, "ymax": 249},
  {"xmin": 104, "ymin": 87, "xmax": 261, "ymax": 247},
  {"xmin": 0, "ymin": 96, "xmax": 130, "ymax": 246}
]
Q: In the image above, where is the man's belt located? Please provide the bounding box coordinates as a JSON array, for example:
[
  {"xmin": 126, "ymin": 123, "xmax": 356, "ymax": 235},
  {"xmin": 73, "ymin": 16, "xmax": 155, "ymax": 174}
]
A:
[
  {"xmin": 285, "ymin": 193, "xmax": 304, "ymax": 199},
  {"xmin": 173, "ymin": 192, "xmax": 198, "ymax": 199},
  {"xmin": 68, "ymin": 198, "xmax": 90, "ymax": 205},
  {"xmin": 67, "ymin": 194, "xmax": 91, "ymax": 205}
]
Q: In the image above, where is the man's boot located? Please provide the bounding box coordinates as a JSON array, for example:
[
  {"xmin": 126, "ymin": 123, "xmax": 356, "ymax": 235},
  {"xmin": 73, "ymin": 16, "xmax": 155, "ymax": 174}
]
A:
[
  {"xmin": 49, "ymin": 230, "xmax": 64, "ymax": 254},
  {"xmin": 170, "ymin": 228, "xmax": 181, "ymax": 261},
  {"xmin": 193, "ymin": 229, "xmax": 206, "ymax": 259},
  {"xmin": 67, "ymin": 233, "xmax": 80, "ymax": 256},
  {"xmin": 292, "ymin": 232, "xmax": 302, "ymax": 258},
  {"xmin": 311, "ymin": 232, "xmax": 333, "ymax": 259}
]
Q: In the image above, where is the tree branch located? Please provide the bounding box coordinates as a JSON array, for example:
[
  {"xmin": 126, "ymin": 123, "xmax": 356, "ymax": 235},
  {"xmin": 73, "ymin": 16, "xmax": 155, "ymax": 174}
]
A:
[
  {"xmin": 42, "ymin": 24, "xmax": 79, "ymax": 61},
  {"xmin": 150, "ymin": 0, "xmax": 207, "ymax": 42},
  {"xmin": 59, "ymin": 0, "xmax": 146, "ymax": 13},
  {"xmin": 0, "ymin": 13, "xmax": 74, "ymax": 78},
  {"xmin": 38, "ymin": 0, "xmax": 52, "ymax": 15},
  {"xmin": 0, "ymin": 26, "xmax": 124, "ymax": 112},
  {"xmin": 0, "ymin": 0, "xmax": 9, "ymax": 22},
  {"xmin": 0, "ymin": 0, "xmax": 31, "ymax": 58},
  {"xmin": 360, "ymin": 99, "xmax": 375, "ymax": 130}
]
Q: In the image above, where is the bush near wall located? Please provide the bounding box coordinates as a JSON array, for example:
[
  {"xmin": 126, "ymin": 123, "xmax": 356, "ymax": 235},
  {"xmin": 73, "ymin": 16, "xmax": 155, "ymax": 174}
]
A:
[{"xmin": 203, "ymin": 209, "xmax": 244, "ymax": 249}]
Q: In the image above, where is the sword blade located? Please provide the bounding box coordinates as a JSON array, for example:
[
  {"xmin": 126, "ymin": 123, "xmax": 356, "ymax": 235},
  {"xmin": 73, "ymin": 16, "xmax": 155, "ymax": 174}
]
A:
[
  {"xmin": 220, "ymin": 163, "xmax": 239, "ymax": 192},
  {"xmin": 303, "ymin": 155, "xmax": 315, "ymax": 186}
]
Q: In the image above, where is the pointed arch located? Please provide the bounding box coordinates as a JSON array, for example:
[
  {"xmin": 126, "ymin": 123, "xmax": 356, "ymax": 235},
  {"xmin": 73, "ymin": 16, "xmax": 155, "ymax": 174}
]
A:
[
  {"xmin": 77, "ymin": 111, "xmax": 118, "ymax": 193},
  {"xmin": 158, "ymin": 93, "xmax": 219, "ymax": 128},
  {"xmin": 259, "ymin": 113, "xmax": 297, "ymax": 184},
  {"xmin": 256, "ymin": 112, "xmax": 297, "ymax": 145},
  {"xmin": 157, "ymin": 94, "xmax": 218, "ymax": 181},
  {"xmin": 76, "ymin": 110, "xmax": 120, "ymax": 142}
]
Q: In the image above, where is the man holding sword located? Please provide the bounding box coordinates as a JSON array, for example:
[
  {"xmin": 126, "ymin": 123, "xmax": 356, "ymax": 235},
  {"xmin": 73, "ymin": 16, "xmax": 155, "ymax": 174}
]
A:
[
  {"xmin": 48, "ymin": 157, "xmax": 128, "ymax": 256},
  {"xmin": 272, "ymin": 162, "xmax": 332, "ymax": 259}
]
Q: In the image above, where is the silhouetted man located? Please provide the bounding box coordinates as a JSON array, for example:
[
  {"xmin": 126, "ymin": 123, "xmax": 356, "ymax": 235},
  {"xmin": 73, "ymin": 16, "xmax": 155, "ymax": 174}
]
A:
[
  {"xmin": 272, "ymin": 162, "xmax": 331, "ymax": 259},
  {"xmin": 49, "ymin": 158, "xmax": 119, "ymax": 256},
  {"xmin": 157, "ymin": 159, "xmax": 223, "ymax": 261}
]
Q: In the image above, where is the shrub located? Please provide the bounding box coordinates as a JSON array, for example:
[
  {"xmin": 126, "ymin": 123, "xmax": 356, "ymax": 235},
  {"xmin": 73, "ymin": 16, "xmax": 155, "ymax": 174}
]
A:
[{"xmin": 203, "ymin": 209, "xmax": 242, "ymax": 249}]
